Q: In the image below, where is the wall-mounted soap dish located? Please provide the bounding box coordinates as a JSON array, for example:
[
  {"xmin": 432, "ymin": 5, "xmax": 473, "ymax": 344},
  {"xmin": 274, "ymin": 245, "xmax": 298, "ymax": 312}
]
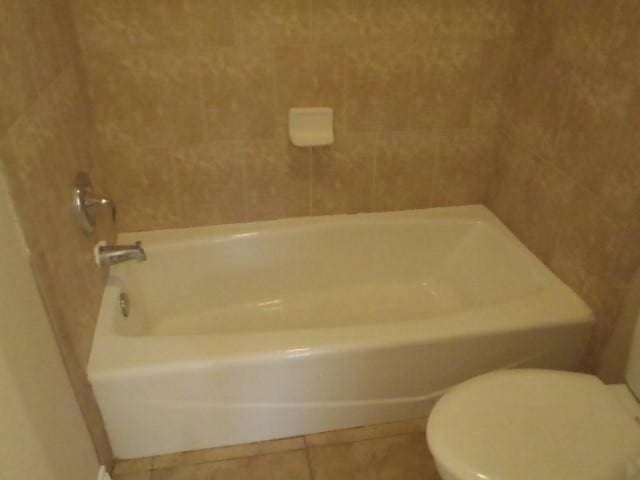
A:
[{"xmin": 289, "ymin": 107, "xmax": 334, "ymax": 147}]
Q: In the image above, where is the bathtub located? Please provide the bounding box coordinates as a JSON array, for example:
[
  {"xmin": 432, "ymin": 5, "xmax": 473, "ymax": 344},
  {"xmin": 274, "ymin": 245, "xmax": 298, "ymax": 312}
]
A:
[{"xmin": 88, "ymin": 205, "xmax": 593, "ymax": 459}]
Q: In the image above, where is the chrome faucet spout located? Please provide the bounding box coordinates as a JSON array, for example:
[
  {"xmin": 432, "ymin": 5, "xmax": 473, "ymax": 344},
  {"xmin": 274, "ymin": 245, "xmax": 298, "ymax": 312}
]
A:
[{"xmin": 98, "ymin": 241, "xmax": 146, "ymax": 267}]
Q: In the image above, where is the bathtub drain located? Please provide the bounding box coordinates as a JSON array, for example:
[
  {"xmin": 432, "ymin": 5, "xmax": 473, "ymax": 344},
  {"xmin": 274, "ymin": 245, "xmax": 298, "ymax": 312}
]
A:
[{"xmin": 120, "ymin": 292, "xmax": 130, "ymax": 318}]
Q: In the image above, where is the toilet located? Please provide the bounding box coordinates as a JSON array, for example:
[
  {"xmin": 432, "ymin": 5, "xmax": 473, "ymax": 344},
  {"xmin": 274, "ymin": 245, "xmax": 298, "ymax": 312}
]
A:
[{"xmin": 427, "ymin": 309, "xmax": 640, "ymax": 479}]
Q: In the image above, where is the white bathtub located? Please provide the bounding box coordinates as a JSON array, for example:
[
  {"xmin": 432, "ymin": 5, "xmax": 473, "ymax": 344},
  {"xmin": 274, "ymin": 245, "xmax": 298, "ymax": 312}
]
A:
[{"xmin": 88, "ymin": 205, "xmax": 593, "ymax": 459}]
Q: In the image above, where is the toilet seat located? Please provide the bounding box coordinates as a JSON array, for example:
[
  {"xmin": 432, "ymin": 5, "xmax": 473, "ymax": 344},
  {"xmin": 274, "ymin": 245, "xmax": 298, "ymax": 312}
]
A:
[{"xmin": 427, "ymin": 369, "xmax": 640, "ymax": 480}]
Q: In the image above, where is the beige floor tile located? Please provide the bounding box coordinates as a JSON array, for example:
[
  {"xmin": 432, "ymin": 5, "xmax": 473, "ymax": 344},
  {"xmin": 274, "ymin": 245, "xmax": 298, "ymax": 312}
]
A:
[
  {"xmin": 152, "ymin": 437, "xmax": 305, "ymax": 470},
  {"xmin": 114, "ymin": 472, "xmax": 151, "ymax": 480},
  {"xmin": 307, "ymin": 432, "xmax": 440, "ymax": 480},
  {"xmin": 151, "ymin": 450, "xmax": 311, "ymax": 480},
  {"xmin": 113, "ymin": 458, "xmax": 152, "ymax": 475},
  {"xmin": 305, "ymin": 417, "xmax": 427, "ymax": 447}
]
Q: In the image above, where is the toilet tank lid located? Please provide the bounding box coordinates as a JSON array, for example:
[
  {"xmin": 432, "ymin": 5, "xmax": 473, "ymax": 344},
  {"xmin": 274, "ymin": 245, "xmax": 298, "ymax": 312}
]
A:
[{"xmin": 426, "ymin": 369, "xmax": 640, "ymax": 480}]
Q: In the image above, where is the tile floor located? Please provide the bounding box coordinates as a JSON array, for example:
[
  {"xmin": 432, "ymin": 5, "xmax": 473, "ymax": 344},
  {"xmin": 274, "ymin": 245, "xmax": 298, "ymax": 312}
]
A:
[{"xmin": 113, "ymin": 417, "xmax": 442, "ymax": 480}]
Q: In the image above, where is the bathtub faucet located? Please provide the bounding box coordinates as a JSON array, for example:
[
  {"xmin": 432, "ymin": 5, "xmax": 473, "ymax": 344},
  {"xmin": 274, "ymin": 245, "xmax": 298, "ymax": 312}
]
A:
[{"xmin": 97, "ymin": 241, "xmax": 146, "ymax": 267}]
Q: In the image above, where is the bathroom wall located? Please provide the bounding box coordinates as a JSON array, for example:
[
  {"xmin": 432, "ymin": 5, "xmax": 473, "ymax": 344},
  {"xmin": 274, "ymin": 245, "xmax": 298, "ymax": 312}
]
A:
[
  {"xmin": 0, "ymin": 0, "xmax": 113, "ymax": 465},
  {"xmin": 71, "ymin": 0, "xmax": 521, "ymax": 232},
  {"xmin": 488, "ymin": 0, "xmax": 640, "ymax": 373},
  {"xmin": 0, "ymin": 172, "xmax": 100, "ymax": 480}
]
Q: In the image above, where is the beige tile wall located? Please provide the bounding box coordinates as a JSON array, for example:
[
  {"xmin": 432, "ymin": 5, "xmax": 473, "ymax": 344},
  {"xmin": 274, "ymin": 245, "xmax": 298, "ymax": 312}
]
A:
[
  {"xmin": 0, "ymin": 0, "xmax": 113, "ymax": 467},
  {"xmin": 71, "ymin": 0, "xmax": 520, "ymax": 232},
  {"xmin": 488, "ymin": 0, "xmax": 640, "ymax": 375}
]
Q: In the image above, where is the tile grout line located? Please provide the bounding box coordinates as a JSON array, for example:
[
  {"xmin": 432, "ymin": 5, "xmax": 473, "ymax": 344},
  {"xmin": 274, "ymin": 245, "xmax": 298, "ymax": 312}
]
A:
[
  {"xmin": 309, "ymin": 148, "xmax": 314, "ymax": 216},
  {"xmin": 428, "ymin": 140, "xmax": 440, "ymax": 208},
  {"xmin": 370, "ymin": 139, "xmax": 378, "ymax": 211},
  {"xmin": 303, "ymin": 435, "xmax": 316, "ymax": 480}
]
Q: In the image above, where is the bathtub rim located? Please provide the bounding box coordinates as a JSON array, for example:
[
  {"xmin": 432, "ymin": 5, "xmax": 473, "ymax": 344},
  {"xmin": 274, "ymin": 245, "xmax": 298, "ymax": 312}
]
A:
[
  {"xmin": 88, "ymin": 205, "xmax": 594, "ymax": 382},
  {"xmin": 117, "ymin": 204, "xmax": 528, "ymax": 250}
]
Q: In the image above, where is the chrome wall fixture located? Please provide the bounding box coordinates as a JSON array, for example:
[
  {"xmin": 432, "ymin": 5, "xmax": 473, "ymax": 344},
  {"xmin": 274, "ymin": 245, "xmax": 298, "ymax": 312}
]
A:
[
  {"xmin": 97, "ymin": 241, "xmax": 146, "ymax": 267},
  {"xmin": 73, "ymin": 171, "xmax": 116, "ymax": 235}
]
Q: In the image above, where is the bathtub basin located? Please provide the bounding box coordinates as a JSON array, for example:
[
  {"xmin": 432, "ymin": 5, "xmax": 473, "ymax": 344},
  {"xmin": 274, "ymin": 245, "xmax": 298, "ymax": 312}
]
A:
[{"xmin": 88, "ymin": 205, "xmax": 593, "ymax": 458}]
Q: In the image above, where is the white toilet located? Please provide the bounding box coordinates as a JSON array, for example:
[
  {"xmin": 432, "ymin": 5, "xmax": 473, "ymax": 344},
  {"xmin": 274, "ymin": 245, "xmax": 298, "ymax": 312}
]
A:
[{"xmin": 427, "ymin": 309, "xmax": 640, "ymax": 479}]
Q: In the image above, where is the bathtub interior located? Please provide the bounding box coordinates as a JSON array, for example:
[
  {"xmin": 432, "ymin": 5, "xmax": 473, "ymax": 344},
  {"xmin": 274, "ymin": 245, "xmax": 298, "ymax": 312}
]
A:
[{"xmin": 111, "ymin": 211, "xmax": 551, "ymax": 337}]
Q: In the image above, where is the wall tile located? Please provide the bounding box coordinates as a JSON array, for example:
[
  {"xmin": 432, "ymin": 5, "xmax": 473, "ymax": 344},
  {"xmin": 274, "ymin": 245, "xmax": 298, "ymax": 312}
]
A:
[
  {"xmin": 72, "ymin": 0, "xmax": 192, "ymax": 52},
  {"xmin": 411, "ymin": 37, "xmax": 485, "ymax": 131},
  {"xmin": 311, "ymin": 0, "xmax": 367, "ymax": 45},
  {"xmin": 486, "ymin": 133, "xmax": 537, "ymax": 237},
  {"xmin": 188, "ymin": 0, "xmax": 235, "ymax": 47},
  {"xmin": 344, "ymin": 45, "xmax": 414, "ymax": 132},
  {"xmin": 426, "ymin": 0, "xmax": 517, "ymax": 40},
  {"xmin": 51, "ymin": 0, "xmax": 84, "ymax": 67},
  {"xmin": 470, "ymin": 97, "xmax": 504, "ymax": 141},
  {"xmin": 432, "ymin": 132, "xmax": 494, "ymax": 209},
  {"xmin": 406, "ymin": 0, "xmax": 446, "ymax": 40},
  {"xmin": 234, "ymin": 0, "xmax": 311, "ymax": 46},
  {"xmin": 102, "ymin": 141, "xmax": 247, "ymax": 231},
  {"xmin": 503, "ymin": 56, "xmax": 572, "ymax": 161},
  {"xmin": 521, "ymin": 162, "xmax": 581, "ymax": 265},
  {"xmin": 19, "ymin": 0, "xmax": 67, "ymax": 89},
  {"xmin": 549, "ymin": 188, "xmax": 627, "ymax": 300},
  {"xmin": 311, "ymin": 136, "xmax": 376, "ymax": 215},
  {"xmin": 177, "ymin": 142, "xmax": 246, "ymax": 227},
  {"xmin": 372, "ymin": 132, "xmax": 437, "ymax": 212},
  {"xmin": 3, "ymin": 112, "xmax": 62, "ymax": 254},
  {"xmin": 473, "ymin": 38, "xmax": 512, "ymax": 102},
  {"xmin": 101, "ymin": 145, "xmax": 184, "ymax": 232},
  {"xmin": 307, "ymin": 0, "xmax": 419, "ymax": 46},
  {"xmin": 554, "ymin": 71, "xmax": 633, "ymax": 195},
  {"xmin": 0, "ymin": 0, "xmax": 37, "ymax": 132},
  {"xmin": 491, "ymin": 154, "xmax": 580, "ymax": 265},
  {"xmin": 607, "ymin": 0, "xmax": 640, "ymax": 80},
  {"xmin": 86, "ymin": 50, "xmax": 203, "ymax": 148},
  {"xmin": 274, "ymin": 45, "xmax": 344, "ymax": 128},
  {"xmin": 549, "ymin": 195, "xmax": 630, "ymax": 369},
  {"xmin": 364, "ymin": 0, "xmax": 417, "ymax": 44},
  {"xmin": 596, "ymin": 86, "xmax": 640, "ymax": 219},
  {"xmin": 543, "ymin": 0, "xmax": 621, "ymax": 72},
  {"xmin": 73, "ymin": 0, "xmax": 236, "ymax": 52},
  {"xmin": 244, "ymin": 139, "xmax": 311, "ymax": 221},
  {"xmin": 198, "ymin": 48, "xmax": 276, "ymax": 141}
]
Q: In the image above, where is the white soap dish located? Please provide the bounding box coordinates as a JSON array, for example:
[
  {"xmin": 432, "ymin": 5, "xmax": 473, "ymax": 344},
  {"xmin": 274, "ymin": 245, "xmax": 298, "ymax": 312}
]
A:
[{"xmin": 289, "ymin": 107, "xmax": 334, "ymax": 147}]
